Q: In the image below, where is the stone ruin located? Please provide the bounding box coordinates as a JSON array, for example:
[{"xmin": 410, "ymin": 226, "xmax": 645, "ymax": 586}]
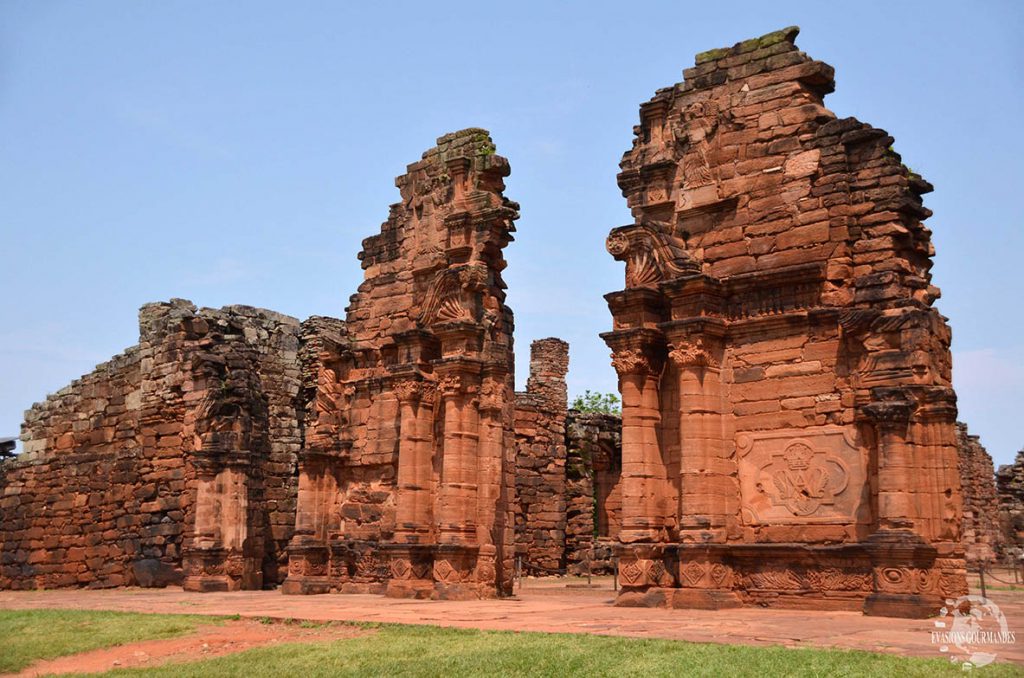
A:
[
  {"xmin": 0, "ymin": 28, "xmax": 990, "ymax": 618},
  {"xmin": 0, "ymin": 302, "xmax": 303, "ymax": 590},
  {"xmin": 283, "ymin": 129, "xmax": 519, "ymax": 600},
  {"xmin": 602, "ymin": 27, "xmax": 966, "ymax": 616},
  {"xmin": 513, "ymin": 339, "xmax": 623, "ymax": 576},
  {"xmin": 956, "ymin": 423, "xmax": 1002, "ymax": 563},
  {"xmin": 997, "ymin": 450, "xmax": 1024, "ymax": 551}
]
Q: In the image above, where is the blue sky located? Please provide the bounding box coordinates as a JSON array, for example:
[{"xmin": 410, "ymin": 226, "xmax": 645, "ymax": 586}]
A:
[{"xmin": 1, "ymin": 2, "xmax": 1022, "ymax": 465}]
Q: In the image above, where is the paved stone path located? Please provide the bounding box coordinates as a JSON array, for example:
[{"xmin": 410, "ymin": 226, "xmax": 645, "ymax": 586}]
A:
[{"xmin": 1, "ymin": 578, "xmax": 1021, "ymax": 665}]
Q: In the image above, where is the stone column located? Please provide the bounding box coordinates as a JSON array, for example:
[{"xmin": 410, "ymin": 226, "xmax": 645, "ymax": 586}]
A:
[
  {"xmin": 183, "ymin": 445, "xmax": 261, "ymax": 592},
  {"xmin": 666, "ymin": 333, "xmax": 740, "ymax": 610},
  {"xmin": 863, "ymin": 397, "xmax": 915, "ymax": 532},
  {"xmin": 862, "ymin": 392, "xmax": 946, "ymax": 617},
  {"xmin": 668, "ymin": 334, "xmax": 730, "ymax": 537},
  {"xmin": 281, "ymin": 452, "xmax": 335, "ymax": 595},
  {"xmin": 612, "ymin": 347, "xmax": 664, "ymax": 543},
  {"xmin": 473, "ymin": 371, "xmax": 506, "ymax": 596},
  {"xmin": 386, "ymin": 378, "xmax": 435, "ymax": 598},
  {"xmin": 610, "ymin": 344, "xmax": 675, "ymax": 603}
]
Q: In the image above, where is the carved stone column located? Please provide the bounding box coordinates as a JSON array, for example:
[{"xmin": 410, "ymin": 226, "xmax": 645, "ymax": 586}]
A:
[
  {"xmin": 385, "ymin": 377, "xmax": 436, "ymax": 598},
  {"xmin": 863, "ymin": 396, "xmax": 915, "ymax": 532},
  {"xmin": 282, "ymin": 450, "xmax": 337, "ymax": 595},
  {"xmin": 610, "ymin": 342, "xmax": 677, "ymax": 605},
  {"xmin": 666, "ymin": 332, "xmax": 741, "ymax": 609},
  {"xmin": 612, "ymin": 346, "xmax": 665, "ymax": 544},
  {"xmin": 861, "ymin": 392, "xmax": 945, "ymax": 617},
  {"xmin": 183, "ymin": 445, "xmax": 261, "ymax": 592},
  {"xmin": 668, "ymin": 333, "xmax": 730, "ymax": 538}
]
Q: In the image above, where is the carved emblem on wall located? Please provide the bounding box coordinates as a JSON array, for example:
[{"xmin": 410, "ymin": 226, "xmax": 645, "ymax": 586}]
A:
[
  {"xmin": 763, "ymin": 441, "xmax": 849, "ymax": 517},
  {"xmin": 737, "ymin": 427, "xmax": 868, "ymax": 525}
]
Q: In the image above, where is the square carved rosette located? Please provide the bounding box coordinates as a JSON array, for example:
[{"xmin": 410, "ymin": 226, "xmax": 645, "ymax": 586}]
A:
[
  {"xmin": 281, "ymin": 536, "xmax": 332, "ymax": 595},
  {"xmin": 182, "ymin": 547, "xmax": 254, "ymax": 593}
]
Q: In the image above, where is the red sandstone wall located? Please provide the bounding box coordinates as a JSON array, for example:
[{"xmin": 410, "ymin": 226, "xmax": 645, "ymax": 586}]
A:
[
  {"xmin": 603, "ymin": 26, "xmax": 966, "ymax": 615},
  {"xmin": 956, "ymin": 423, "xmax": 1002, "ymax": 562},
  {"xmin": 1, "ymin": 349, "xmax": 144, "ymax": 589},
  {"xmin": 514, "ymin": 339, "xmax": 569, "ymax": 574},
  {"xmin": 286, "ymin": 129, "xmax": 519, "ymax": 599},
  {"xmin": 0, "ymin": 300, "xmax": 302, "ymax": 590},
  {"xmin": 565, "ymin": 411, "xmax": 622, "ymax": 575}
]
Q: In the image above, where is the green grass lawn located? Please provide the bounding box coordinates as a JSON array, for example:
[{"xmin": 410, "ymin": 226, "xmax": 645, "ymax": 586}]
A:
[
  {"xmin": 0, "ymin": 608, "xmax": 217, "ymax": 673},
  {"xmin": 1, "ymin": 609, "xmax": 1019, "ymax": 677}
]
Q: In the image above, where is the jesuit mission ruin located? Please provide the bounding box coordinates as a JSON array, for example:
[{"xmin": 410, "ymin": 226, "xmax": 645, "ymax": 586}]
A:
[{"xmin": 0, "ymin": 28, "xmax": 1017, "ymax": 618}]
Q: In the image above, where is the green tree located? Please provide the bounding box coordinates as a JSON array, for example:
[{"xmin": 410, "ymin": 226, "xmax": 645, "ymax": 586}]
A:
[{"xmin": 570, "ymin": 390, "xmax": 621, "ymax": 414}]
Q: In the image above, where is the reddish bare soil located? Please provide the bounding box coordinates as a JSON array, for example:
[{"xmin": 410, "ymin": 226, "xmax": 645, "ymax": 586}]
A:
[{"xmin": 13, "ymin": 618, "xmax": 368, "ymax": 677}]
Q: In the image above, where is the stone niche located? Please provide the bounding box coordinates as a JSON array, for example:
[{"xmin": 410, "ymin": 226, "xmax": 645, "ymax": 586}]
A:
[
  {"xmin": 282, "ymin": 129, "xmax": 519, "ymax": 600},
  {"xmin": 601, "ymin": 27, "xmax": 966, "ymax": 617}
]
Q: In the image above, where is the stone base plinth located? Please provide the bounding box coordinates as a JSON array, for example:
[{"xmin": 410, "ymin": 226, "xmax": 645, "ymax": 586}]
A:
[
  {"xmin": 280, "ymin": 576, "xmax": 331, "ymax": 595},
  {"xmin": 863, "ymin": 592, "xmax": 943, "ymax": 618},
  {"xmin": 610, "ymin": 540, "xmax": 964, "ymax": 617},
  {"xmin": 671, "ymin": 588, "xmax": 743, "ymax": 610}
]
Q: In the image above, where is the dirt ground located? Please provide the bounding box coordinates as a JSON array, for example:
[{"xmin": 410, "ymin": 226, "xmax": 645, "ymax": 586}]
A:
[
  {"xmin": 12, "ymin": 617, "xmax": 367, "ymax": 677},
  {"xmin": 1, "ymin": 576, "xmax": 1021, "ymax": 669}
]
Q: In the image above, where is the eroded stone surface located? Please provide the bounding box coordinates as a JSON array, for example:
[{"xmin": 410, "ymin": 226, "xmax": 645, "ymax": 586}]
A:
[
  {"xmin": 997, "ymin": 449, "xmax": 1024, "ymax": 552},
  {"xmin": 602, "ymin": 26, "xmax": 966, "ymax": 617},
  {"xmin": 283, "ymin": 129, "xmax": 519, "ymax": 600},
  {"xmin": 514, "ymin": 339, "xmax": 570, "ymax": 574},
  {"xmin": 956, "ymin": 423, "xmax": 1002, "ymax": 562},
  {"xmin": 0, "ymin": 301, "xmax": 303, "ymax": 591}
]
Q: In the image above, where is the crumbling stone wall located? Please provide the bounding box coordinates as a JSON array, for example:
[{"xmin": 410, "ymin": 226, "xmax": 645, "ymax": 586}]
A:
[
  {"xmin": 602, "ymin": 26, "xmax": 966, "ymax": 617},
  {"xmin": 1, "ymin": 347, "xmax": 143, "ymax": 589},
  {"xmin": 284, "ymin": 129, "xmax": 519, "ymax": 600},
  {"xmin": 514, "ymin": 339, "xmax": 569, "ymax": 574},
  {"xmin": 956, "ymin": 423, "xmax": 1001, "ymax": 562},
  {"xmin": 565, "ymin": 412, "xmax": 621, "ymax": 575},
  {"xmin": 997, "ymin": 450, "xmax": 1024, "ymax": 551},
  {"xmin": 0, "ymin": 300, "xmax": 302, "ymax": 590}
]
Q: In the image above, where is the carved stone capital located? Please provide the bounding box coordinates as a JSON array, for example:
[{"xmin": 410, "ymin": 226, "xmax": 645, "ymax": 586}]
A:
[
  {"xmin": 437, "ymin": 375, "xmax": 463, "ymax": 398},
  {"xmin": 610, "ymin": 349, "xmax": 655, "ymax": 377},
  {"xmin": 862, "ymin": 400, "xmax": 913, "ymax": 429},
  {"xmin": 394, "ymin": 379, "xmax": 427, "ymax": 403},
  {"xmin": 668, "ymin": 337, "xmax": 718, "ymax": 369}
]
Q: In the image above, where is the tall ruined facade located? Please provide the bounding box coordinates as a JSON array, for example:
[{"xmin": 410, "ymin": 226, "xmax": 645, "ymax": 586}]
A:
[
  {"xmin": 283, "ymin": 129, "xmax": 519, "ymax": 600},
  {"xmin": 602, "ymin": 27, "xmax": 966, "ymax": 616}
]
